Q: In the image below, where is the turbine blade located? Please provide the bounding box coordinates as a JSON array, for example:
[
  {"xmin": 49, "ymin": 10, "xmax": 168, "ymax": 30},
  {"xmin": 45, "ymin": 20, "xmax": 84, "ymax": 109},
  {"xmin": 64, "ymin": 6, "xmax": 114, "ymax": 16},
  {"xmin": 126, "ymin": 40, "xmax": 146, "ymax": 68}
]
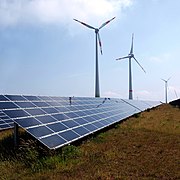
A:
[
  {"xmin": 161, "ymin": 78, "xmax": 166, "ymax": 82},
  {"xmin": 99, "ymin": 17, "xmax": 115, "ymax": 30},
  {"xmin": 167, "ymin": 77, "xmax": 171, "ymax": 81},
  {"xmin": 97, "ymin": 32, "xmax": 103, "ymax": 55},
  {"xmin": 73, "ymin": 19, "xmax": 95, "ymax": 30},
  {"xmin": 116, "ymin": 56, "xmax": 129, "ymax": 60},
  {"xmin": 130, "ymin": 33, "xmax": 134, "ymax": 54},
  {"xmin": 133, "ymin": 57, "xmax": 146, "ymax": 73}
]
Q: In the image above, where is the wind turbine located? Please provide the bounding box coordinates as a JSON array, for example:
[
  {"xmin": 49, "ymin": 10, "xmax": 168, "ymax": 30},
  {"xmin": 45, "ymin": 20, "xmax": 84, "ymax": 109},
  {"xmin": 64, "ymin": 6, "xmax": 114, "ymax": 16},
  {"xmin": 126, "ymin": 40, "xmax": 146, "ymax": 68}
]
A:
[
  {"xmin": 116, "ymin": 33, "xmax": 146, "ymax": 100},
  {"xmin": 161, "ymin": 77, "xmax": 171, "ymax": 103},
  {"xmin": 74, "ymin": 17, "xmax": 115, "ymax": 97}
]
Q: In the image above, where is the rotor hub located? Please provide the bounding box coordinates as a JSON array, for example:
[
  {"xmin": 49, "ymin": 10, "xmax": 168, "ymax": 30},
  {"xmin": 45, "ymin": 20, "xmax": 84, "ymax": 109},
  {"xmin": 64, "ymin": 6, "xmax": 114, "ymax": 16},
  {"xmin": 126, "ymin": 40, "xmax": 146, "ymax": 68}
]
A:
[
  {"xmin": 95, "ymin": 29, "xmax": 99, "ymax": 33},
  {"xmin": 129, "ymin": 53, "xmax": 134, "ymax": 58}
]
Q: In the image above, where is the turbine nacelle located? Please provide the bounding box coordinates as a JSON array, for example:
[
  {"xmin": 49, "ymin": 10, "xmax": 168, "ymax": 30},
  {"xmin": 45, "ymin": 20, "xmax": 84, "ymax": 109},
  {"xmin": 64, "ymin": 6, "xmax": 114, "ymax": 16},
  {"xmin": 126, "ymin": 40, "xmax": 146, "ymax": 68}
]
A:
[
  {"xmin": 95, "ymin": 29, "xmax": 99, "ymax": 33},
  {"xmin": 128, "ymin": 53, "xmax": 134, "ymax": 58}
]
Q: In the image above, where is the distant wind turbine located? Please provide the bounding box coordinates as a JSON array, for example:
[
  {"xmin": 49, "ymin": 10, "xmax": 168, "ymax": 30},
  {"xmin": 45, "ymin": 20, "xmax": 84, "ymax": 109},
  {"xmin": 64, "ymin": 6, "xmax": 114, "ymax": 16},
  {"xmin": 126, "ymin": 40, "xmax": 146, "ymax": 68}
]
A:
[
  {"xmin": 161, "ymin": 77, "xmax": 171, "ymax": 103},
  {"xmin": 116, "ymin": 33, "xmax": 146, "ymax": 100},
  {"xmin": 74, "ymin": 17, "xmax": 115, "ymax": 97}
]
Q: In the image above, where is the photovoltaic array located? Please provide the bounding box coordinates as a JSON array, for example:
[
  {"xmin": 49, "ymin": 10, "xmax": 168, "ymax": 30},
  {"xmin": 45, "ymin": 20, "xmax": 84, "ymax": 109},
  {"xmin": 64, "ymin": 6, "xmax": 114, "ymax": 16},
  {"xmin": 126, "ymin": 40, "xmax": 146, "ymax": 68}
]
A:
[{"xmin": 0, "ymin": 95, "xmax": 161, "ymax": 149}]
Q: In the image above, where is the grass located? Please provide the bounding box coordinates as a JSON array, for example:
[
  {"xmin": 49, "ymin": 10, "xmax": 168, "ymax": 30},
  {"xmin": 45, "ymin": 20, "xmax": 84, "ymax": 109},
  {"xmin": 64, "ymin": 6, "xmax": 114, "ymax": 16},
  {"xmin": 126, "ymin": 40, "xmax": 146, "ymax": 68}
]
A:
[{"xmin": 0, "ymin": 104, "xmax": 179, "ymax": 179}]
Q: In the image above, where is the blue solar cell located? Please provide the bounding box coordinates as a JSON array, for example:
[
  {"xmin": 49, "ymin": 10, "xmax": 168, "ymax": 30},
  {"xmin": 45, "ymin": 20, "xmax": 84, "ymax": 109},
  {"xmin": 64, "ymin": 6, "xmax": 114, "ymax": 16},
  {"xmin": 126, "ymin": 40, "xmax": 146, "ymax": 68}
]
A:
[
  {"xmin": 0, "ymin": 95, "xmax": 8, "ymax": 101},
  {"xmin": 0, "ymin": 120, "xmax": 5, "ymax": 125},
  {"xmin": 74, "ymin": 117, "xmax": 88, "ymax": 125},
  {"xmin": 59, "ymin": 130, "xmax": 80, "ymax": 142},
  {"xmin": 92, "ymin": 121, "xmax": 104, "ymax": 128},
  {"xmin": 55, "ymin": 106, "xmax": 69, "ymax": 112},
  {"xmin": 83, "ymin": 110, "xmax": 95, "ymax": 115},
  {"xmin": 38, "ymin": 96, "xmax": 52, "ymax": 101},
  {"xmin": 98, "ymin": 113, "xmax": 107, "ymax": 118},
  {"xmin": 32, "ymin": 102, "xmax": 50, "ymax": 107},
  {"xmin": 62, "ymin": 120, "xmax": 79, "ymax": 128},
  {"xmin": 15, "ymin": 102, "xmax": 36, "ymax": 108},
  {"xmin": 75, "ymin": 111, "xmax": 87, "ymax": 116},
  {"xmin": 0, "ymin": 115, "xmax": 10, "ymax": 119},
  {"xmin": 65, "ymin": 112, "xmax": 79, "ymax": 118},
  {"xmin": 90, "ymin": 114, "xmax": 101, "ymax": 120},
  {"xmin": 41, "ymin": 107, "xmax": 59, "ymax": 114},
  {"xmin": 15, "ymin": 117, "xmax": 41, "ymax": 128},
  {"xmin": 4, "ymin": 119, "xmax": 13, "ymax": 124},
  {"xmin": 5, "ymin": 95, "xmax": 26, "ymax": 101},
  {"xmin": 23, "ymin": 96, "xmax": 40, "ymax": 101},
  {"xmin": 73, "ymin": 126, "xmax": 90, "ymax": 136},
  {"xmin": 3, "ymin": 109, "xmax": 29, "ymax": 118},
  {"xmin": 0, "ymin": 102, "xmax": 18, "ymax": 110},
  {"xmin": 111, "ymin": 115, "xmax": 122, "ymax": 122},
  {"xmin": 51, "ymin": 113, "xmax": 69, "ymax": 121},
  {"xmin": 89, "ymin": 109, "xmax": 99, "ymax": 114},
  {"xmin": 83, "ymin": 116, "xmax": 96, "ymax": 122},
  {"xmin": 76, "ymin": 105, "xmax": 87, "ymax": 110},
  {"xmin": 68, "ymin": 106, "xmax": 79, "ymax": 111},
  {"xmin": 26, "ymin": 108, "xmax": 45, "ymax": 116},
  {"xmin": 36, "ymin": 115, "xmax": 57, "ymax": 124},
  {"xmin": 84, "ymin": 124, "xmax": 97, "ymax": 131},
  {"xmin": 99, "ymin": 119, "xmax": 109, "ymax": 126},
  {"xmin": 51, "ymin": 97, "xmax": 63, "ymax": 101},
  {"xmin": 27, "ymin": 126, "xmax": 53, "ymax": 138},
  {"xmin": 47, "ymin": 101, "xmax": 61, "ymax": 106},
  {"xmin": 0, "ymin": 123, "xmax": 11, "ymax": 130},
  {"xmin": 41, "ymin": 134, "xmax": 67, "ymax": 148},
  {"xmin": 47, "ymin": 122, "xmax": 67, "ymax": 132}
]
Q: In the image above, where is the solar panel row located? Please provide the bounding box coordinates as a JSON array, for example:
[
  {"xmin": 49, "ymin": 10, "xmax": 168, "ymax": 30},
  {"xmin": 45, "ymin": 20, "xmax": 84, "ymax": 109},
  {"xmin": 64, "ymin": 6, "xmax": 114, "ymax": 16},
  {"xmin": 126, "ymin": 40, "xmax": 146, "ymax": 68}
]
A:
[{"xmin": 0, "ymin": 95, "xmax": 161, "ymax": 149}]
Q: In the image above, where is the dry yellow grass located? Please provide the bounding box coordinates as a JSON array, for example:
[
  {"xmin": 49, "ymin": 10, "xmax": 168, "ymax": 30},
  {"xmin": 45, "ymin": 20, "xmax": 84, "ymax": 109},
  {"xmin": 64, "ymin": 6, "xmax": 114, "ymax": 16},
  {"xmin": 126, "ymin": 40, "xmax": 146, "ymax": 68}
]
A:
[{"xmin": 122, "ymin": 104, "xmax": 180, "ymax": 134}]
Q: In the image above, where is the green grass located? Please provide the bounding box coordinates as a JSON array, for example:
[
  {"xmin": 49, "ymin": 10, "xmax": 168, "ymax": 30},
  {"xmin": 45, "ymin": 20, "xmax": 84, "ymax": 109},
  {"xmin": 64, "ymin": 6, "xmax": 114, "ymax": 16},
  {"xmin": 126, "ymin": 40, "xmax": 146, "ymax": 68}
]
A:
[{"xmin": 0, "ymin": 104, "xmax": 180, "ymax": 179}]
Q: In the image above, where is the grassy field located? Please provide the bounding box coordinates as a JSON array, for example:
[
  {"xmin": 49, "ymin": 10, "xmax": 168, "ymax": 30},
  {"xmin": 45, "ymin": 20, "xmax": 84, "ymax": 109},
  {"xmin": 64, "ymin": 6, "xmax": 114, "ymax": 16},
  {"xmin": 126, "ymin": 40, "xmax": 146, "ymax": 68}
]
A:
[{"xmin": 0, "ymin": 104, "xmax": 179, "ymax": 180}]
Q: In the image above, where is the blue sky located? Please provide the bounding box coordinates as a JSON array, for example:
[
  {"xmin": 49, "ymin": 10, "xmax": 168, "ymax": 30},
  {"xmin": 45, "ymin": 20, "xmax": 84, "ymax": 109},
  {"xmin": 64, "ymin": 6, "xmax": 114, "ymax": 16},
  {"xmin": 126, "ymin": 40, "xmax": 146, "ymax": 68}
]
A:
[{"xmin": 0, "ymin": 0, "xmax": 180, "ymax": 102}]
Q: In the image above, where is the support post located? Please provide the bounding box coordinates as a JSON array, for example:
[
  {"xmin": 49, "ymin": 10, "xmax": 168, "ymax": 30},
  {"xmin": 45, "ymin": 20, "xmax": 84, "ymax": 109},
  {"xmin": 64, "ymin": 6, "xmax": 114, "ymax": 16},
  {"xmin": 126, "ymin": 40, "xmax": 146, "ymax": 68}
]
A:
[
  {"xmin": 95, "ymin": 31, "xmax": 100, "ymax": 97},
  {"xmin": 14, "ymin": 123, "xmax": 19, "ymax": 148},
  {"xmin": 129, "ymin": 58, "xmax": 133, "ymax": 100}
]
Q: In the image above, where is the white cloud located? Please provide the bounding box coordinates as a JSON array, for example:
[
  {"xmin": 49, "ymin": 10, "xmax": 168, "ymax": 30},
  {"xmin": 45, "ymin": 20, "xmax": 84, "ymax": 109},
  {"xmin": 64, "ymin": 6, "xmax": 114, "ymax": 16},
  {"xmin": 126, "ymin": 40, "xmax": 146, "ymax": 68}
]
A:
[{"xmin": 0, "ymin": 0, "xmax": 133, "ymax": 27}]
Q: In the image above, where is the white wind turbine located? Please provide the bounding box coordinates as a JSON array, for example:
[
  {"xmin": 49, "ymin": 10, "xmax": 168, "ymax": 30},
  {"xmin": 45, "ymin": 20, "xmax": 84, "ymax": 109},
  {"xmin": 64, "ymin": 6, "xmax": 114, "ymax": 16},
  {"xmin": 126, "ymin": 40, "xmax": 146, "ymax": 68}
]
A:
[
  {"xmin": 116, "ymin": 33, "xmax": 146, "ymax": 100},
  {"xmin": 74, "ymin": 17, "xmax": 115, "ymax": 97},
  {"xmin": 161, "ymin": 77, "xmax": 171, "ymax": 103}
]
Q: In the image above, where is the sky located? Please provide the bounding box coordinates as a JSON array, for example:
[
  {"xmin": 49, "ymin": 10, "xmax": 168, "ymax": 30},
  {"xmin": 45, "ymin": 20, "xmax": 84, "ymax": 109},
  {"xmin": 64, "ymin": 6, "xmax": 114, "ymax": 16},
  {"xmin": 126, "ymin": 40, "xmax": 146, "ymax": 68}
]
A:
[{"xmin": 0, "ymin": 0, "xmax": 180, "ymax": 102}]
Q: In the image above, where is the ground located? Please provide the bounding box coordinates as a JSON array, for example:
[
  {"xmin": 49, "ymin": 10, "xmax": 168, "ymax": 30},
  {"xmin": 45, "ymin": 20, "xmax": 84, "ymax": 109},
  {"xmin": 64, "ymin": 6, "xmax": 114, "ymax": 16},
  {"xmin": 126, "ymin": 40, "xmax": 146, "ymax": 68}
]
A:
[{"xmin": 0, "ymin": 104, "xmax": 179, "ymax": 180}]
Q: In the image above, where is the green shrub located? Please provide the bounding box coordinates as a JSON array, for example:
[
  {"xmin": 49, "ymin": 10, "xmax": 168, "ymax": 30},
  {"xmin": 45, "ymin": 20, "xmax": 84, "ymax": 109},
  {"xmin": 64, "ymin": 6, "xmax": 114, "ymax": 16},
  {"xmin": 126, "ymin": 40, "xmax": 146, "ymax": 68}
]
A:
[{"xmin": 61, "ymin": 145, "xmax": 81, "ymax": 161}]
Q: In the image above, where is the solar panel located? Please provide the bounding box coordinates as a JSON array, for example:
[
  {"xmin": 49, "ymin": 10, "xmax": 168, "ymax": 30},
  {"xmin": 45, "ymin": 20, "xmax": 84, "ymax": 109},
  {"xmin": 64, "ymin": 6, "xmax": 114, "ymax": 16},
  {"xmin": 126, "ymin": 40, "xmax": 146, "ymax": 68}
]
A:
[
  {"xmin": 0, "ymin": 94, "xmax": 161, "ymax": 149},
  {"xmin": 0, "ymin": 95, "xmax": 17, "ymax": 130}
]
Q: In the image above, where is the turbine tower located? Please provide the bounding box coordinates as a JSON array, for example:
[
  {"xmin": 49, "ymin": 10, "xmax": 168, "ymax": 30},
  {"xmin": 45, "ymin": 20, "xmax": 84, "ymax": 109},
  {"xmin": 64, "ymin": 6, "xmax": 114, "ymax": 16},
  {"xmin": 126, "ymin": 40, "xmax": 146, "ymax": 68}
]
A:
[
  {"xmin": 116, "ymin": 33, "xmax": 146, "ymax": 100},
  {"xmin": 161, "ymin": 77, "xmax": 171, "ymax": 103},
  {"xmin": 74, "ymin": 17, "xmax": 115, "ymax": 97}
]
